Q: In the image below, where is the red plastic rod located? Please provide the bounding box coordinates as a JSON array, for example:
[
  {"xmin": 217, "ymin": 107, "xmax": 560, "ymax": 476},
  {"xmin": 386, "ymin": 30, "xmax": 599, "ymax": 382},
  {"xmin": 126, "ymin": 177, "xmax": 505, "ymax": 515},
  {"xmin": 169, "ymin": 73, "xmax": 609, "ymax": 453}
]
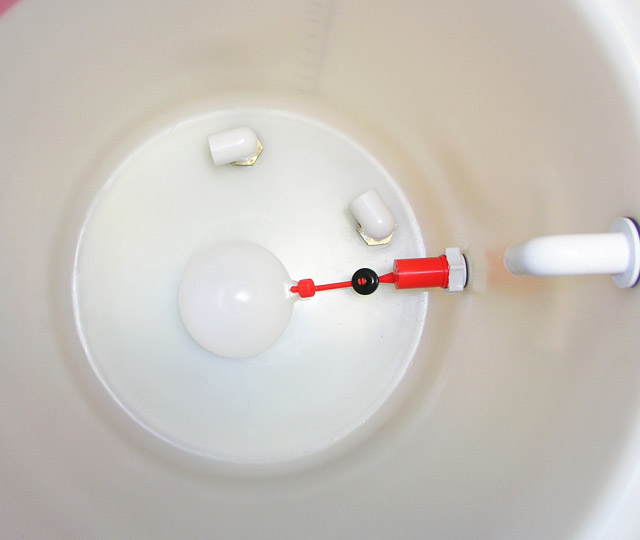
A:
[
  {"xmin": 315, "ymin": 280, "xmax": 352, "ymax": 292},
  {"xmin": 290, "ymin": 278, "xmax": 352, "ymax": 298}
]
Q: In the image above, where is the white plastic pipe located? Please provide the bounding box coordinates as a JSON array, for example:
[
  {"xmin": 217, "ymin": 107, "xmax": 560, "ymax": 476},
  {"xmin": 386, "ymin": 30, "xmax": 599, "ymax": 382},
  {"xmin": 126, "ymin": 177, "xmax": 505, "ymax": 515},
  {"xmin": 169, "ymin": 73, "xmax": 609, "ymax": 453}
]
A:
[
  {"xmin": 504, "ymin": 217, "xmax": 640, "ymax": 288},
  {"xmin": 207, "ymin": 127, "xmax": 261, "ymax": 166},
  {"xmin": 504, "ymin": 233, "xmax": 630, "ymax": 276},
  {"xmin": 349, "ymin": 189, "xmax": 396, "ymax": 243}
]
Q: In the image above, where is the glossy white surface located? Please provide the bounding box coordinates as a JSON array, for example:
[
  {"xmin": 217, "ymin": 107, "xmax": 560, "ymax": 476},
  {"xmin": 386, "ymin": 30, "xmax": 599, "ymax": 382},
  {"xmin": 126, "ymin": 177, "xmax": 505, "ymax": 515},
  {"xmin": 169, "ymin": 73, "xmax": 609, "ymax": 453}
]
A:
[
  {"xmin": 1, "ymin": 1, "xmax": 640, "ymax": 539},
  {"xmin": 71, "ymin": 107, "xmax": 426, "ymax": 464}
]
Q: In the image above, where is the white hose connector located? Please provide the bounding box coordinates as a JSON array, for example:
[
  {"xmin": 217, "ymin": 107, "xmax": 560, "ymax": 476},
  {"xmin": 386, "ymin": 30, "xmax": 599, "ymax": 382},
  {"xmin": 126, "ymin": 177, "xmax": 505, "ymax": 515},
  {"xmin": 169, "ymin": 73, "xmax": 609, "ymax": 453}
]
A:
[
  {"xmin": 504, "ymin": 217, "xmax": 640, "ymax": 288},
  {"xmin": 207, "ymin": 127, "xmax": 263, "ymax": 166},
  {"xmin": 349, "ymin": 189, "xmax": 396, "ymax": 245}
]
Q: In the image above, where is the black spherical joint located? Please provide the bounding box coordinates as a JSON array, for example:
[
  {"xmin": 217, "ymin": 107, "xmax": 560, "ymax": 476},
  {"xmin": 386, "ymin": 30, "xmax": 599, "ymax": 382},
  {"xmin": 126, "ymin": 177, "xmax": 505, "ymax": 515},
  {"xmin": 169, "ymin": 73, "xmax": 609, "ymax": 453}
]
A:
[{"xmin": 351, "ymin": 268, "xmax": 379, "ymax": 295}]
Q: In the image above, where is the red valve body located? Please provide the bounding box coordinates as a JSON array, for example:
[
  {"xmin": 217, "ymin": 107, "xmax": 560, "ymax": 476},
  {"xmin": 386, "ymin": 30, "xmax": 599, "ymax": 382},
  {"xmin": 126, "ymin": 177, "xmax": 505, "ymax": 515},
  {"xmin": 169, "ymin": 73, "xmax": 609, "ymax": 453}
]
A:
[{"xmin": 392, "ymin": 255, "xmax": 449, "ymax": 289}]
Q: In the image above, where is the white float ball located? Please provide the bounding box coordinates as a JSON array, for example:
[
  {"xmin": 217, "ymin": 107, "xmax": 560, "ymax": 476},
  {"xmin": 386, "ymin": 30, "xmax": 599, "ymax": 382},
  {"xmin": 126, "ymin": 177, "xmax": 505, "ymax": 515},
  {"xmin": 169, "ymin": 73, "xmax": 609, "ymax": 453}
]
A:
[{"xmin": 178, "ymin": 241, "xmax": 294, "ymax": 358}]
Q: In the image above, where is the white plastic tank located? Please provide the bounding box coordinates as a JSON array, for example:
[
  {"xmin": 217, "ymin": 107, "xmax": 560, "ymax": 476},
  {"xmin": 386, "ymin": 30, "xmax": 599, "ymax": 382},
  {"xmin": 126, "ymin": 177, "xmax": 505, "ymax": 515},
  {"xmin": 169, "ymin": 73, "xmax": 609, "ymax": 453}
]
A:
[{"xmin": 2, "ymin": 1, "xmax": 640, "ymax": 538}]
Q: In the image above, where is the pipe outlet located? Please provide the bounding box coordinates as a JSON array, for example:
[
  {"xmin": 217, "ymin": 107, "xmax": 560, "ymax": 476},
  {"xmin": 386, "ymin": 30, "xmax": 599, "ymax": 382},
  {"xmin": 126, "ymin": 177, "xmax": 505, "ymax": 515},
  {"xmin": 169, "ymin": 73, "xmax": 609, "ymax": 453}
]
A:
[{"xmin": 504, "ymin": 217, "xmax": 640, "ymax": 288}]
